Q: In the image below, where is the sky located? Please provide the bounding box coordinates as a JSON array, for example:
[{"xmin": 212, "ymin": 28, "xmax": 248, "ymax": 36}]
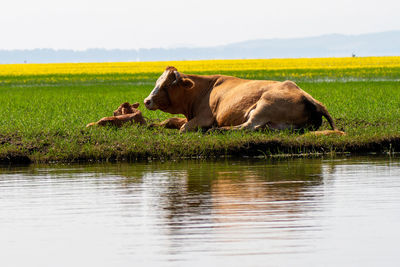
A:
[{"xmin": 1, "ymin": 0, "xmax": 400, "ymax": 50}]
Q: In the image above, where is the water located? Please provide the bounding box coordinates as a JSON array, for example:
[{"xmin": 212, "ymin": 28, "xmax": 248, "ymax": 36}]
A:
[{"xmin": 1, "ymin": 157, "xmax": 400, "ymax": 267}]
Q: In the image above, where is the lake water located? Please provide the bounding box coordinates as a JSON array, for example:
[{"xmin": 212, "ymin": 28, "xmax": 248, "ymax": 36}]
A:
[{"xmin": 1, "ymin": 157, "xmax": 400, "ymax": 267}]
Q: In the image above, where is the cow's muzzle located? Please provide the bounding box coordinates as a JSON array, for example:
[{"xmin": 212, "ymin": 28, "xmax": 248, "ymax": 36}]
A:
[{"xmin": 144, "ymin": 97, "xmax": 156, "ymax": 110}]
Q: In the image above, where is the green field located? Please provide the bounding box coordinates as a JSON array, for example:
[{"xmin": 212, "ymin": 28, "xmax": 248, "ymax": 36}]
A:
[{"xmin": 1, "ymin": 62, "xmax": 400, "ymax": 163}]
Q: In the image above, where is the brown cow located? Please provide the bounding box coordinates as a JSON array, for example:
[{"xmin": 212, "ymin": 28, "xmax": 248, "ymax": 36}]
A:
[{"xmin": 144, "ymin": 66, "xmax": 345, "ymax": 135}]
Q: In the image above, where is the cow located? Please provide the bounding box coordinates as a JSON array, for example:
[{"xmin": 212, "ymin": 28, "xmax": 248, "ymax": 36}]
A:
[{"xmin": 144, "ymin": 66, "xmax": 345, "ymax": 135}]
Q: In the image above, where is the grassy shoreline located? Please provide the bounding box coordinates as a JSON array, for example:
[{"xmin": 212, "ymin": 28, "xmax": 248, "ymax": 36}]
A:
[
  {"xmin": 1, "ymin": 58, "xmax": 400, "ymax": 164},
  {"xmin": 1, "ymin": 133, "xmax": 400, "ymax": 164}
]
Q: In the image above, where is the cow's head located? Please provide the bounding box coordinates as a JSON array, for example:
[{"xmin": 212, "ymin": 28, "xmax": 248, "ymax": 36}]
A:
[
  {"xmin": 144, "ymin": 66, "xmax": 194, "ymax": 111},
  {"xmin": 113, "ymin": 102, "xmax": 140, "ymax": 116}
]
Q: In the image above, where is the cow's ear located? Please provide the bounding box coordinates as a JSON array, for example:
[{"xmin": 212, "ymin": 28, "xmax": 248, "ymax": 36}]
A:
[
  {"xmin": 132, "ymin": 102, "xmax": 140, "ymax": 109},
  {"xmin": 181, "ymin": 78, "xmax": 194, "ymax": 90}
]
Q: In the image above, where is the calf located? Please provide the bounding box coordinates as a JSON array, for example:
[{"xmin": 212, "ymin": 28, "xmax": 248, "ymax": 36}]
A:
[
  {"xmin": 86, "ymin": 102, "xmax": 184, "ymax": 129},
  {"xmin": 113, "ymin": 102, "xmax": 140, "ymax": 116},
  {"xmin": 86, "ymin": 102, "xmax": 146, "ymax": 128}
]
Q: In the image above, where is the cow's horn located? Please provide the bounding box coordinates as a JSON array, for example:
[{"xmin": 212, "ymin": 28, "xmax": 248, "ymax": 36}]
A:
[{"xmin": 172, "ymin": 71, "xmax": 180, "ymax": 85}]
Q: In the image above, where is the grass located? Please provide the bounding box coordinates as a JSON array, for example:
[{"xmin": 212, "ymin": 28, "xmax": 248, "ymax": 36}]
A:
[{"xmin": 1, "ymin": 57, "xmax": 400, "ymax": 163}]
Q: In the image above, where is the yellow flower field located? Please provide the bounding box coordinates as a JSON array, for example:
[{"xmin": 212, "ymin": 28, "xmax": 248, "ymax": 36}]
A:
[{"xmin": 0, "ymin": 57, "xmax": 399, "ymax": 76}]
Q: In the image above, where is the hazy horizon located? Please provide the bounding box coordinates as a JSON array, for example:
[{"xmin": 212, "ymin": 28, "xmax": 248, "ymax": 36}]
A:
[
  {"xmin": 0, "ymin": 30, "xmax": 398, "ymax": 52},
  {"xmin": 1, "ymin": 31, "xmax": 399, "ymax": 63}
]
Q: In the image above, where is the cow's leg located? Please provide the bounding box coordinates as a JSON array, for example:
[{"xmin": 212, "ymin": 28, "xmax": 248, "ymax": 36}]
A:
[
  {"xmin": 165, "ymin": 118, "xmax": 187, "ymax": 129},
  {"xmin": 207, "ymin": 102, "xmax": 269, "ymax": 132},
  {"xmin": 180, "ymin": 117, "xmax": 213, "ymax": 133},
  {"xmin": 229, "ymin": 101, "xmax": 270, "ymax": 130},
  {"xmin": 231, "ymin": 94, "xmax": 298, "ymax": 131},
  {"xmin": 231, "ymin": 89, "xmax": 313, "ymax": 131},
  {"xmin": 149, "ymin": 117, "xmax": 187, "ymax": 129}
]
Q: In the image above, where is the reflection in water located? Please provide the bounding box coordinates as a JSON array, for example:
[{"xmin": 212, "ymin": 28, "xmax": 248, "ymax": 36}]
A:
[
  {"xmin": 1, "ymin": 157, "xmax": 400, "ymax": 266},
  {"xmin": 157, "ymin": 160, "xmax": 325, "ymax": 259}
]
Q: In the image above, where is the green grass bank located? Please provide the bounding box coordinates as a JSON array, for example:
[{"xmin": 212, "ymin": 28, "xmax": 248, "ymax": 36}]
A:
[{"xmin": 1, "ymin": 64, "xmax": 400, "ymax": 163}]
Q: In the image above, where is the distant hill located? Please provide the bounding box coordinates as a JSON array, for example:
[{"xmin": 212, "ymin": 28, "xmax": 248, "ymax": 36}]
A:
[{"xmin": 1, "ymin": 31, "xmax": 400, "ymax": 64}]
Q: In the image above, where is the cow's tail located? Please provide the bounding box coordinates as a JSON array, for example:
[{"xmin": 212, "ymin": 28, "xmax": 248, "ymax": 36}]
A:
[
  {"xmin": 306, "ymin": 97, "xmax": 346, "ymax": 136},
  {"xmin": 315, "ymin": 101, "xmax": 338, "ymax": 131},
  {"xmin": 86, "ymin": 122, "xmax": 97, "ymax": 128}
]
